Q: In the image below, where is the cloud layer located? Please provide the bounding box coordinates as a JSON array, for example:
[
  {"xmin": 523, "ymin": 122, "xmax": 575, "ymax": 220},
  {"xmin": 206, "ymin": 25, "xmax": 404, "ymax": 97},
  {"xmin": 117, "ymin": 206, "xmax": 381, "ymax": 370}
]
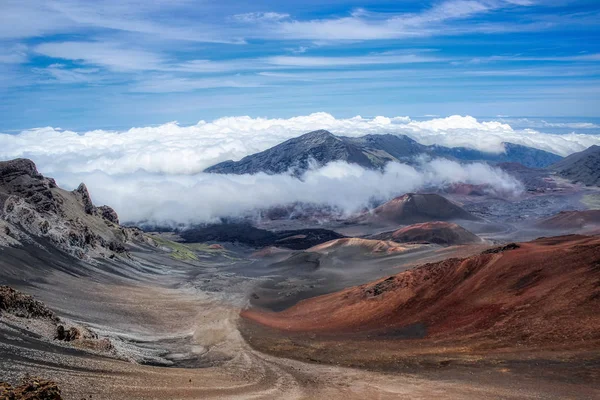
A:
[
  {"xmin": 53, "ymin": 159, "xmax": 523, "ymax": 225},
  {"xmin": 1, "ymin": 113, "xmax": 599, "ymax": 177},
  {"xmin": 2, "ymin": 112, "xmax": 596, "ymax": 224}
]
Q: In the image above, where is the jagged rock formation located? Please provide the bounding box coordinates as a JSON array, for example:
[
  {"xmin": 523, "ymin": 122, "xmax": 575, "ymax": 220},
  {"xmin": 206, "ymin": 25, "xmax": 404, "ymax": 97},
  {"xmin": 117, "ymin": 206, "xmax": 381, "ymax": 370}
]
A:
[
  {"xmin": 0, "ymin": 158, "xmax": 149, "ymax": 258},
  {"xmin": 205, "ymin": 130, "xmax": 562, "ymax": 175},
  {"xmin": 550, "ymin": 145, "xmax": 600, "ymax": 186}
]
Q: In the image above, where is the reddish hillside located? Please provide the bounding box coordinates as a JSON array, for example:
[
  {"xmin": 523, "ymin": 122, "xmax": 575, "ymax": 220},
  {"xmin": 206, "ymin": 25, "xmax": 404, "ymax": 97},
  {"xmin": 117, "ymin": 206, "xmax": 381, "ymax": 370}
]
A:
[
  {"xmin": 374, "ymin": 221, "xmax": 481, "ymax": 246},
  {"xmin": 243, "ymin": 235, "xmax": 600, "ymax": 349},
  {"xmin": 367, "ymin": 193, "xmax": 478, "ymax": 225},
  {"xmin": 537, "ymin": 210, "xmax": 600, "ymax": 230}
]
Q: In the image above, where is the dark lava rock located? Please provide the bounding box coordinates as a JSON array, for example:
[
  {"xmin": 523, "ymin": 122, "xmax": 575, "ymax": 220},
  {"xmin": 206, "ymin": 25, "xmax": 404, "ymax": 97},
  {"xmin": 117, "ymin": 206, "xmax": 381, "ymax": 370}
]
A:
[
  {"xmin": 97, "ymin": 205, "xmax": 119, "ymax": 224},
  {"xmin": 274, "ymin": 229, "xmax": 345, "ymax": 250},
  {"xmin": 0, "ymin": 375, "xmax": 63, "ymax": 399},
  {"xmin": 0, "ymin": 286, "xmax": 58, "ymax": 321},
  {"xmin": 180, "ymin": 223, "xmax": 345, "ymax": 250},
  {"xmin": 73, "ymin": 183, "xmax": 95, "ymax": 215},
  {"xmin": 181, "ymin": 223, "xmax": 277, "ymax": 248},
  {"xmin": 481, "ymin": 243, "xmax": 520, "ymax": 254},
  {"xmin": 108, "ymin": 241, "xmax": 126, "ymax": 253}
]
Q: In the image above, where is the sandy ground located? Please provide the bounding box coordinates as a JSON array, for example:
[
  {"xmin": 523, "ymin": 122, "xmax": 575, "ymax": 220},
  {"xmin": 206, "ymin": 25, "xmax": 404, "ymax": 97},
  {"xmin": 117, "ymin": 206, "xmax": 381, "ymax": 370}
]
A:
[
  {"xmin": 5, "ymin": 279, "xmax": 598, "ymax": 400},
  {"xmin": 0, "ymin": 240, "xmax": 598, "ymax": 399}
]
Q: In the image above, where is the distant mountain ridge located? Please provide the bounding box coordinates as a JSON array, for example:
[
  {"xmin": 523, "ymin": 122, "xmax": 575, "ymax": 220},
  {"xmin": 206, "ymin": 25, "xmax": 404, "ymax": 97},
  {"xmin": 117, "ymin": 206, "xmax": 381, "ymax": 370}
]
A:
[
  {"xmin": 205, "ymin": 130, "xmax": 562, "ymax": 175},
  {"xmin": 550, "ymin": 145, "xmax": 600, "ymax": 186}
]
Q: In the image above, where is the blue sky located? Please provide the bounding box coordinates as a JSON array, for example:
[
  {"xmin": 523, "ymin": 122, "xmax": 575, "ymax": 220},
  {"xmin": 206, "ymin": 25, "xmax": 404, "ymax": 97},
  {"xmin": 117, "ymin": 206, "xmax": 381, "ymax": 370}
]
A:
[{"xmin": 1, "ymin": 0, "xmax": 599, "ymax": 131}]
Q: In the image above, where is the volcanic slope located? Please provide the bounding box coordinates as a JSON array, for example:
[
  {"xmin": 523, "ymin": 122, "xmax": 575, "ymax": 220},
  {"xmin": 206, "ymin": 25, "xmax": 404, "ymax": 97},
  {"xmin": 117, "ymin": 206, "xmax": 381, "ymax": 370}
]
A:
[
  {"xmin": 550, "ymin": 145, "xmax": 600, "ymax": 186},
  {"xmin": 242, "ymin": 235, "xmax": 600, "ymax": 350},
  {"xmin": 537, "ymin": 210, "xmax": 600, "ymax": 230},
  {"xmin": 371, "ymin": 221, "xmax": 482, "ymax": 246},
  {"xmin": 365, "ymin": 193, "xmax": 479, "ymax": 225}
]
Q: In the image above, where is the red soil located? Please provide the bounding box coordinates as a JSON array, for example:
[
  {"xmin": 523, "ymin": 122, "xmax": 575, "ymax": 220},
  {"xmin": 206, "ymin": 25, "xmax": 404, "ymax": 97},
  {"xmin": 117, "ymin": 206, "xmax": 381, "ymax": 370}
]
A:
[
  {"xmin": 537, "ymin": 210, "xmax": 600, "ymax": 230},
  {"xmin": 243, "ymin": 235, "xmax": 600, "ymax": 349},
  {"xmin": 368, "ymin": 193, "xmax": 477, "ymax": 224},
  {"xmin": 386, "ymin": 221, "xmax": 481, "ymax": 246}
]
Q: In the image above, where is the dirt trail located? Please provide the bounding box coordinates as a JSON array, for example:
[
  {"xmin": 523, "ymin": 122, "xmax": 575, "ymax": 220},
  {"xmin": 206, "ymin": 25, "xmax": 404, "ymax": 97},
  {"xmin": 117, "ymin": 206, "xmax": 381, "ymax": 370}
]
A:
[
  {"xmin": 1, "ymin": 242, "xmax": 599, "ymax": 399},
  {"xmin": 4, "ymin": 277, "xmax": 598, "ymax": 399}
]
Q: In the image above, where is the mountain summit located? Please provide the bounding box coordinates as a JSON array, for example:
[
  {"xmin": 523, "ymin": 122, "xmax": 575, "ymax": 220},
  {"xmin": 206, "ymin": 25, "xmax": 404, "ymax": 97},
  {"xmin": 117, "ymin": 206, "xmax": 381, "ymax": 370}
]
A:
[
  {"xmin": 205, "ymin": 130, "xmax": 562, "ymax": 175},
  {"xmin": 205, "ymin": 130, "xmax": 377, "ymax": 176}
]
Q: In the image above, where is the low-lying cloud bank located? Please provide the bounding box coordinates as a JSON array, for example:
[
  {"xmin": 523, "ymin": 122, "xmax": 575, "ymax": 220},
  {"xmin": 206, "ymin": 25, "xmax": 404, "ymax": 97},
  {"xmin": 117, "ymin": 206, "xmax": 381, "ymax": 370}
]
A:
[
  {"xmin": 53, "ymin": 159, "xmax": 522, "ymax": 225},
  {"xmin": 1, "ymin": 113, "xmax": 600, "ymax": 177}
]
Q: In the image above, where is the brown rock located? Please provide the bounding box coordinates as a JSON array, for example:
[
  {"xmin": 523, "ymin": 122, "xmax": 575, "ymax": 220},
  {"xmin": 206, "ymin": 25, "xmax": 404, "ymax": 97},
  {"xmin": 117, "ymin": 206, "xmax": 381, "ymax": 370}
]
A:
[
  {"xmin": 0, "ymin": 375, "xmax": 63, "ymax": 399},
  {"xmin": 0, "ymin": 286, "xmax": 58, "ymax": 321}
]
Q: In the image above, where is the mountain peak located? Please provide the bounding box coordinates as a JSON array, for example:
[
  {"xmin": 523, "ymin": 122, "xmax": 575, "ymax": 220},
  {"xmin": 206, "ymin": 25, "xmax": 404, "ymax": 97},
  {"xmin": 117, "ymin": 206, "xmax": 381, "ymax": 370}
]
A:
[{"xmin": 295, "ymin": 129, "xmax": 338, "ymax": 143}]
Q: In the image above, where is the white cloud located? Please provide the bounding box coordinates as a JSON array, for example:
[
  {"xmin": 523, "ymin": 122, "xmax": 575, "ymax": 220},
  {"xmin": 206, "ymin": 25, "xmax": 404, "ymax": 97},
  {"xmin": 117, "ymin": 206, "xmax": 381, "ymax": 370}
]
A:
[
  {"xmin": 266, "ymin": 54, "xmax": 443, "ymax": 67},
  {"xmin": 129, "ymin": 75, "xmax": 264, "ymax": 93},
  {"xmin": 33, "ymin": 64, "xmax": 101, "ymax": 84},
  {"xmin": 3, "ymin": 112, "xmax": 598, "ymax": 224},
  {"xmin": 52, "ymin": 159, "xmax": 522, "ymax": 225},
  {"xmin": 233, "ymin": 12, "xmax": 290, "ymax": 23},
  {"xmin": 265, "ymin": 0, "xmax": 533, "ymax": 41},
  {"xmin": 34, "ymin": 41, "xmax": 165, "ymax": 71},
  {"xmin": 1, "ymin": 0, "xmax": 239, "ymax": 43},
  {"xmin": 1, "ymin": 113, "xmax": 598, "ymax": 181},
  {"xmin": 0, "ymin": 44, "xmax": 28, "ymax": 64}
]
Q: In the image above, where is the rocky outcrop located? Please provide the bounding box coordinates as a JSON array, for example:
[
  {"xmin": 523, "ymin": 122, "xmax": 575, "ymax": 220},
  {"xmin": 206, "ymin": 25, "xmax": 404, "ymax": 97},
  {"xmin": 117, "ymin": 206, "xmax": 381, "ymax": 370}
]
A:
[
  {"xmin": 0, "ymin": 159, "xmax": 59, "ymax": 214},
  {"xmin": 0, "ymin": 286, "xmax": 114, "ymax": 355},
  {"xmin": 0, "ymin": 158, "xmax": 151, "ymax": 258},
  {"xmin": 97, "ymin": 205, "xmax": 119, "ymax": 224},
  {"xmin": 0, "ymin": 286, "xmax": 58, "ymax": 321},
  {"xmin": 0, "ymin": 376, "xmax": 63, "ymax": 400},
  {"xmin": 73, "ymin": 183, "xmax": 95, "ymax": 215}
]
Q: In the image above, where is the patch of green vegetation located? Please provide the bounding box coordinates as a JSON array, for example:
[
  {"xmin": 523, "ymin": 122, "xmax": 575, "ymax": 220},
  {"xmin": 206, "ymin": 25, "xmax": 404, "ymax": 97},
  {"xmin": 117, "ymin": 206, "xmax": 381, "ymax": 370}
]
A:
[
  {"xmin": 150, "ymin": 236, "xmax": 199, "ymax": 261},
  {"xmin": 581, "ymin": 194, "xmax": 600, "ymax": 210},
  {"xmin": 148, "ymin": 235, "xmax": 235, "ymax": 261}
]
